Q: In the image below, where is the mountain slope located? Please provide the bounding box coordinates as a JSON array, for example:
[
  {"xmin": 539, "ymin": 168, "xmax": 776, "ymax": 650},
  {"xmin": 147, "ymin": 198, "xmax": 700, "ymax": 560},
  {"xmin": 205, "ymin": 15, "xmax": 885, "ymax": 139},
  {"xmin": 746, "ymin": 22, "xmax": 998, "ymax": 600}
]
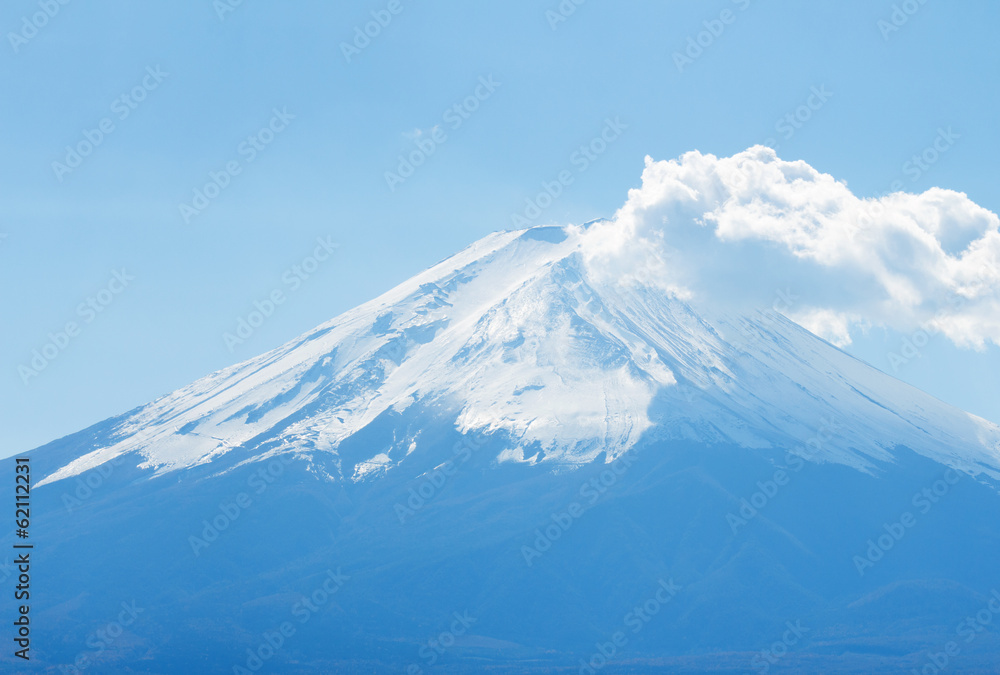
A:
[
  {"xmin": 7, "ymin": 222, "xmax": 1000, "ymax": 674},
  {"xmin": 37, "ymin": 223, "xmax": 1000, "ymax": 489}
]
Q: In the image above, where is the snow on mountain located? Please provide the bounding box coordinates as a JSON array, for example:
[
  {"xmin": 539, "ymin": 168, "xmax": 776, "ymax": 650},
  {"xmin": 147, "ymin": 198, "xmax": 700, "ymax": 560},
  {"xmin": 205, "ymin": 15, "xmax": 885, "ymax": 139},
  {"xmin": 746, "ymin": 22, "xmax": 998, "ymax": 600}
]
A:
[{"xmin": 37, "ymin": 222, "xmax": 1000, "ymax": 489}]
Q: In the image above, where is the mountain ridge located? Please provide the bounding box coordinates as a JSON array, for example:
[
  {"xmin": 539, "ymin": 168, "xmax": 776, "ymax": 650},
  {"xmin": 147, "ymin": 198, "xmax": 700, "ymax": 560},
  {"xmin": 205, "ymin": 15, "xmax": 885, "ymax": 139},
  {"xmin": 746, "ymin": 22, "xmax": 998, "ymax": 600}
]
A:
[
  {"xmin": 34, "ymin": 223, "xmax": 1000, "ymax": 492},
  {"xmin": 8, "ymin": 221, "xmax": 1000, "ymax": 674}
]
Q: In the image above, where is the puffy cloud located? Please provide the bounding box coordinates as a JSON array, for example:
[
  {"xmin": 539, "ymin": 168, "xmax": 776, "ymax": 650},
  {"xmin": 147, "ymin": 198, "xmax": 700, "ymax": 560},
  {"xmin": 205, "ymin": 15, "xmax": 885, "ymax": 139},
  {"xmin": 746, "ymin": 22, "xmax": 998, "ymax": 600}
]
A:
[{"xmin": 579, "ymin": 146, "xmax": 1000, "ymax": 349}]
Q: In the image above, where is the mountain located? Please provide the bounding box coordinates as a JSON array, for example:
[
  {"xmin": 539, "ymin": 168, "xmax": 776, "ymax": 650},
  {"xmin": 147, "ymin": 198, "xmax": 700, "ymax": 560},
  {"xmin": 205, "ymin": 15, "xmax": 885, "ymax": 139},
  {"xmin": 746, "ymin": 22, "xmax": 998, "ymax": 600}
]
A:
[
  {"xmin": 32, "ymin": 222, "xmax": 1000, "ymax": 486},
  {"xmin": 4, "ymin": 222, "xmax": 1000, "ymax": 674}
]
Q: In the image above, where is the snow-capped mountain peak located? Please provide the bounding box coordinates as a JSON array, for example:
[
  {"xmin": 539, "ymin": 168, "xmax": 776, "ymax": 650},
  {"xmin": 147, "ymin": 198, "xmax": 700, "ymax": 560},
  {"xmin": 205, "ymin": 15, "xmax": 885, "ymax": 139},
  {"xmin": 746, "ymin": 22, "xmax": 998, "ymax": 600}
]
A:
[{"xmin": 37, "ymin": 224, "xmax": 1000, "ymax": 488}]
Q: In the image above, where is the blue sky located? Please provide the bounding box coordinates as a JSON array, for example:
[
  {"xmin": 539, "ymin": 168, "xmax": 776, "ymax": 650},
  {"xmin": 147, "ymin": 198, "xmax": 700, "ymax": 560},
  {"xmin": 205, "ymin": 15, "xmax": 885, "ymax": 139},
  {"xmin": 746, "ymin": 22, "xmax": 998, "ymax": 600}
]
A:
[{"xmin": 2, "ymin": 0, "xmax": 998, "ymax": 458}]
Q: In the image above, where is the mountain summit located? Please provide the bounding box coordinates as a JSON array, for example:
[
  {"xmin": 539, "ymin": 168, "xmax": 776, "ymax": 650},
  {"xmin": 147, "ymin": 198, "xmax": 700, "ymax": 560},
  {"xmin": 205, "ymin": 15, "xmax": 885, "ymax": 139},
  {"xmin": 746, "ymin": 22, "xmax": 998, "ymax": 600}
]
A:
[
  {"xmin": 36, "ymin": 221, "xmax": 1000, "ymax": 491},
  {"xmin": 9, "ymin": 149, "xmax": 1000, "ymax": 673}
]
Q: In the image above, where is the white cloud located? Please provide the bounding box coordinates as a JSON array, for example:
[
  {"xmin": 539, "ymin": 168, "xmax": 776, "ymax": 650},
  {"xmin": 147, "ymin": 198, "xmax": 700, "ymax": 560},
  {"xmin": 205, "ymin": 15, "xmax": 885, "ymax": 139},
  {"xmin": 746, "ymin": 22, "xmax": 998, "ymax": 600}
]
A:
[{"xmin": 579, "ymin": 146, "xmax": 1000, "ymax": 349}]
